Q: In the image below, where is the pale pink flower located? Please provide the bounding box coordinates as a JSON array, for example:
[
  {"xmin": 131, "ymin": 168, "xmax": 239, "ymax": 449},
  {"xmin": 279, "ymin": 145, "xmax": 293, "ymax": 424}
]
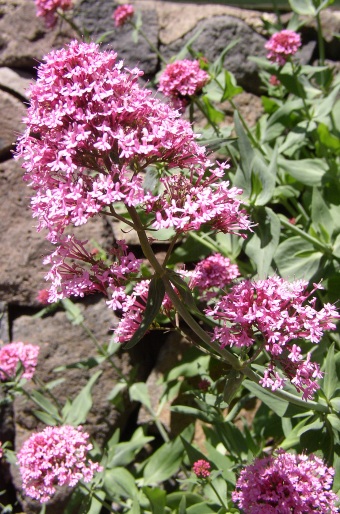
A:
[
  {"xmin": 113, "ymin": 4, "xmax": 134, "ymax": 27},
  {"xmin": 35, "ymin": 0, "xmax": 72, "ymax": 28},
  {"xmin": 113, "ymin": 280, "xmax": 150, "ymax": 343},
  {"xmin": 265, "ymin": 30, "xmax": 302, "ymax": 65},
  {"xmin": 17, "ymin": 425, "xmax": 102, "ymax": 502},
  {"xmin": 192, "ymin": 459, "xmax": 211, "ymax": 478},
  {"xmin": 16, "ymin": 40, "xmax": 208, "ymax": 243},
  {"xmin": 0, "ymin": 342, "xmax": 39, "ymax": 381},
  {"xmin": 158, "ymin": 60, "xmax": 210, "ymax": 110},
  {"xmin": 207, "ymin": 277, "xmax": 339, "ymax": 399},
  {"xmin": 232, "ymin": 449, "xmax": 339, "ymax": 513}
]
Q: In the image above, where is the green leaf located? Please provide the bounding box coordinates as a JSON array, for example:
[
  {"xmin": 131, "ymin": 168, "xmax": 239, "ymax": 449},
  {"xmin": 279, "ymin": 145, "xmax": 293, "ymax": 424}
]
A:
[
  {"xmin": 186, "ymin": 502, "xmax": 219, "ymax": 513},
  {"xmin": 104, "ymin": 467, "xmax": 139, "ymax": 500},
  {"xmin": 143, "ymin": 487, "xmax": 166, "ymax": 514},
  {"xmin": 62, "ymin": 370, "xmax": 102, "ymax": 425},
  {"xmin": 29, "ymin": 390, "xmax": 61, "ymax": 422},
  {"xmin": 317, "ymin": 123, "xmax": 340, "ymax": 153},
  {"xmin": 171, "ymin": 405, "xmax": 216, "ymax": 423},
  {"xmin": 142, "ymin": 426, "xmax": 193, "ymax": 486},
  {"xmin": 289, "ymin": 0, "xmax": 316, "ymax": 15},
  {"xmin": 221, "ymin": 70, "xmax": 243, "ymax": 102},
  {"xmin": 178, "ymin": 495, "xmax": 187, "ymax": 514},
  {"xmin": 280, "ymin": 417, "xmax": 311, "ymax": 449},
  {"xmin": 243, "ymin": 380, "xmax": 308, "ymax": 417},
  {"xmin": 107, "ymin": 432, "xmax": 154, "ymax": 468},
  {"xmin": 33, "ymin": 410, "xmax": 58, "ymax": 426},
  {"xmin": 278, "ymin": 157, "xmax": 328, "ymax": 186},
  {"xmin": 327, "ymin": 414, "xmax": 340, "ymax": 433},
  {"xmin": 313, "ymin": 85, "xmax": 340, "ymax": 121},
  {"xmin": 205, "ymin": 441, "xmax": 236, "ymax": 485},
  {"xmin": 323, "ymin": 344, "xmax": 337, "ymax": 400},
  {"xmin": 166, "ymin": 492, "xmax": 203, "ymax": 510},
  {"xmin": 274, "ymin": 236, "xmax": 322, "ymax": 281},
  {"xmin": 123, "ymin": 276, "xmax": 165, "ymax": 349},
  {"xmin": 223, "ymin": 369, "xmax": 244, "ymax": 405},
  {"xmin": 129, "ymin": 382, "xmax": 152, "ymax": 411},
  {"xmin": 312, "ymin": 187, "xmax": 334, "ymax": 239},
  {"xmin": 244, "ymin": 207, "xmax": 281, "ymax": 278}
]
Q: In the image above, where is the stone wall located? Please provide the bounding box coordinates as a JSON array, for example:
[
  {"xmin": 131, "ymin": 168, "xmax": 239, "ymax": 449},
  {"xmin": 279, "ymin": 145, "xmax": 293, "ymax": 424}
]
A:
[{"xmin": 0, "ymin": 1, "xmax": 339, "ymax": 512}]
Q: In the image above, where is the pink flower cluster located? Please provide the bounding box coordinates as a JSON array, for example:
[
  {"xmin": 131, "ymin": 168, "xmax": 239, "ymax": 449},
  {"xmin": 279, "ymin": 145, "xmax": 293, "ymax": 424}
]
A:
[
  {"xmin": 192, "ymin": 459, "xmax": 211, "ymax": 478},
  {"xmin": 188, "ymin": 253, "xmax": 240, "ymax": 299},
  {"xmin": 207, "ymin": 277, "xmax": 339, "ymax": 399},
  {"xmin": 113, "ymin": 4, "xmax": 134, "ymax": 27},
  {"xmin": 16, "ymin": 40, "xmax": 211, "ymax": 243},
  {"xmin": 35, "ymin": 0, "xmax": 72, "ymax": 28},
  {"xmin": 0, "ymin": 342, "xmax": 40, "ymax": 381},
  {"xmin": 232, "ymin": 449, "xmax": 339, "ymax": 513},
  {"xmin": 158, "ymin": 59, "xmax": 210, "ymax": 110},
  {"xmin": 265, "ymin": 30, "xmax": 302, "ymax": 65},
  {"xmin": 17, "ymin": 425, "xmax": 102, "ymax": 502}
]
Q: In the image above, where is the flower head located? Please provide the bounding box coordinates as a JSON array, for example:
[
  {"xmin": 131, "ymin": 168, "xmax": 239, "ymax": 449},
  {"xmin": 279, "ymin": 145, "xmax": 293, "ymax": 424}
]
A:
[
  {"xmin": 0, "ymin": 342, "xmax": 39, "ymax": 381},
  {"xmin": 35, "ymin": 0, "xmax": 73, "ymax": 28},
  {"xmin": 193, "ymin": 459, "xmax": 211, "ymax": 478},
  {"xmin": 113, "ymin": 4, "xmax": 134, "ymax": 27},
  {"xmin": 16, "ymin": 40, "xmax": 208, "ymax": 242},
  {"xmin": 265, "ymin": 30, "xmax": 302, "ymax": 65},
  {"xmin": 206, "ymin": 277, "xmax": 339, "ymax": 399},
  {"xmin": 232, "ymin": 450, "xmax": 339, "ymax": 513},
  {"xmin": 189, "ymin": 253, "xmax": 239, "ymax": 298},
  {"xmin": 17, "ymin": 425, "xmax": 102, "ymax": 502},
  {"xmin": 158, "ymin": 60, "xmax": 210, "ymax": 110}
]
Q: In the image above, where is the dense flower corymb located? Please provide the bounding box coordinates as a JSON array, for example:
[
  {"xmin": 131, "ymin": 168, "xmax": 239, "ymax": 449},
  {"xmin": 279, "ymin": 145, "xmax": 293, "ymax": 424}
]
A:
[
  {"xmin": 17, "ymin": 425, "xmax": 102, "ymax": 502},
  {"xmin": 113, "ymin": 4, "xmax": 134, "ymax": 27},
  {"xmin": 35, "ymin": 0, "xmax": 73, "ymax": 28},
  {"xmin": 265, "ymin": 30, "xmax": 302, "ymax": 65},
  {"xmin": 193, "ymin": 459, "xmax": 211, "ymax": 478},
  {"xmin": 232, "ymin": 449, "xmax": 339, "ymax": 513},
  {"xmin": 0, "ymin": 342, "xmax": 39, "ymax": 381},
  {"xmin": 207, "ymin": 277, "xmax": 339, "ymax": 399},
  {"xmin": 16, "ymin": 40, "xmax": 209, "ymax": 242},
  {"xmin": 158, "ymin": 59, "xmax": 210, "ymax": 110}
]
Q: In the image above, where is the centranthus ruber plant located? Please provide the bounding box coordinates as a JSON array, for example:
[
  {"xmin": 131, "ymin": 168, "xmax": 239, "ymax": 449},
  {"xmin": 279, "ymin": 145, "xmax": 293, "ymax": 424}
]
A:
[{"xmin": 13, "ymin": 0, "xmax": 340, "ymax": 508}]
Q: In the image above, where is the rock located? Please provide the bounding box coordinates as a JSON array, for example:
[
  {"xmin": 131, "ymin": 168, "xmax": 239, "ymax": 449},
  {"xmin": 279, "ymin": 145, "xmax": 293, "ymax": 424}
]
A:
[
  {"xmin": 0, "ymin": 159, "xmax": 112, "ymax": 306},
  {"xmin": 160, "ymin": 15, "xmax": 267, "ymax": 94},
  {"xmin": 75, "ymin": 0, "xmax": 159, "ymax": 77},
  {"xmin": 0, "ymin": 0, "xmax": 77, "ymax": 69},
  {"xmin": 0, "ymin": 67, "xmax": 32, "ymax": 100},
  {"xmin": 0, "ymin": 90, "xmax": 26, "ymax": 159}
]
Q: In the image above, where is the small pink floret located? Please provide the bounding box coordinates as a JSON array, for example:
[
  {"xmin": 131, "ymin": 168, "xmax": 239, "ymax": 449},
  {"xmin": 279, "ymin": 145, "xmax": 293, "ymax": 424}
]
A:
[
  {"xmin": 0, "ymin": 342, "xmax": 39, "ymax": 381},
  {"xmin": 17, "ymin": 425, "xmax": 102, "ymax": 503},
  {"xmin": 113, "ymin": 4, "xmax": 134, "ymax": 27},
  {"xmin": 193, "ymin": 459, "xmax": 211, "ymax": 478},
  {"xmin": 158, "ymin": 60, "xmax": 210, "ymax": 110},
  {"xmin": 232, "ymin": 449, "xmax": 339, "ymax": 513},
  {"xmin": 265, "ymin": 30, "xmax": 302, "ymax": 65}
]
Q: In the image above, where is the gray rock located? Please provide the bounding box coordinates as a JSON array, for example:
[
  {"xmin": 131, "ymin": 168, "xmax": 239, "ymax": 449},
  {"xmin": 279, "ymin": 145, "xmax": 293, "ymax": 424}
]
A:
[
  {"xmin": 161, "ymin": 15, "xmax": 267, "ymax": 94},
  {"xmin": 75, "ymin": 0, "xmax": 159, "ymax": 77},
  {"xmin": 0, "ymin": 67, "xmax": 32, "ymax": 100},
  {"xmin": 0, "ymin": 90, "xmax": 26, "ymax": 159}
]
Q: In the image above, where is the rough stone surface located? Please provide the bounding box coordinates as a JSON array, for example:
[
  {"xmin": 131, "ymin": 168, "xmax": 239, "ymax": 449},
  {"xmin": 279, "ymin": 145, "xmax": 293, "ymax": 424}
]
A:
[
  {"xmin": 0, "ymin": 67, "xmax": 32, "ymax": 100},
  {"xmin": 161, "ymin": 15, "xmax": 267, "ymax": 94},
  {"xmin": 0, "ymin": 89, "xmax": 26, "ymax": 158},
  {"xmin": 76, "ymin": 0, "xmax": 159, "ymax": 77}
]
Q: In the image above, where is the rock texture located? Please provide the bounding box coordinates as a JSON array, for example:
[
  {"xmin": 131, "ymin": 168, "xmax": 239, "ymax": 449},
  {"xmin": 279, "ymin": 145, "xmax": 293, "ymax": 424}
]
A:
[{"xmin": 0, "ymin": 0, "xmax": 339, "ymax": 512}]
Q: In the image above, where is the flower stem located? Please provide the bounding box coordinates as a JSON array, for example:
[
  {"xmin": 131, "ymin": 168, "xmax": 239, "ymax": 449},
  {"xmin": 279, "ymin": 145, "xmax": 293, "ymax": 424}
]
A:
[{"xmin": 280, "ymin": 216, "xmax": 333, "ymax": 255}]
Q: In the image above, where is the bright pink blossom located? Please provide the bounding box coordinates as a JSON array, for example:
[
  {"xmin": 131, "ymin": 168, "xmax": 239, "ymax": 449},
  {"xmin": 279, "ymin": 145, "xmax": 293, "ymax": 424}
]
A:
[
  {"xmin": 35, "ymin": 0, "xmax": 72, "ymax": 28},
  {"xmin": 17, "ymin": 425, "xmax": 102, "ymax": 502},
  {"xmin": 113, "ymin": 280, "xmax": 150, "ymax": 343},
  {"xmin": 0, "ymin": 342, "xmax": 39, "ymax": 381},
  {"xmin": 192, "ymin": 459, "xmax": 211, "ymax": 478},
  {"xmin": 158, "ymin": 60, "xmax": 210, "ymax": 110},
  {"xmin": 37, "ymin": 289, "xmax": 50, "ymax": 304},
  {"xmin": 16, "ymin": 41, "xmax": 209, "ymax": 243},
  {"xmin": 113, "ymin": 4, "xmax": 134, "ymax": 27},
  {"xmin": 188, "ymin": 253, "xmax": 239, "ymax": 298},
  {"xmin": 232, "ymin": 449, "xmax": 339, "ymax": 513},
  {"xmin": 206, "ymin": 277, "xmax": 339, "ymax": 399},
  {"xmin": 265, "ymin": 30, "xmax": 302, "ymax": 65}
]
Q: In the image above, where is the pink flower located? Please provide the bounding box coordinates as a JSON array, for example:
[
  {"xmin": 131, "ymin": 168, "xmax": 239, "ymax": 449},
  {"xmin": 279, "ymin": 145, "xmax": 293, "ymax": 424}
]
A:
[
  {"xmin": 113, "ymin": 4, "xmax": 134, "ymax": 27},
  {"xmin": 16, "ymin": 41, "xmax": 208, "ymax": 243},
  {"xmin": 269, "ymin": 74, "xmax": 281, "ymax": 86},
  {"xmin": 0, "ymin": 342, "xmax": 39, "ymax": 381},
  {"xmin": 206, "ymin": 277, "xmax": 339, "ymax": 399},
  {"xmin": 193, "ymin": 459, "xmax": 211, "ymax": 478},
  {"xmin": 232, "ymin": 450, "xmax": 339, "ymax": 513},
  {"xmin": 265, "ymin": 30, "xmax": 302, "ymax": 65},
  {"xmin": 198, "ymin": 378, "xmax": 211, "ymax": 391},
  {"xmin": 35, "ymin": 0, "xmax": 73, "ymax": 28},
  {"xmin": 158, "ymin": 60, "xmax": 210, "ymax": 110},
  {"xmin": 113, "ymin": 280, "xmax": 150, "ymax": 343},
  {"xmin": 17, "ymin": 425, "xmax": 102, "ymax": 502},
  {"xmin": 188, "ymin": 253, "xmax": 239, "ymax": 298},
  {"xmin": 37, "ymin": 289, "xmax": 50, "ymax": 304}
]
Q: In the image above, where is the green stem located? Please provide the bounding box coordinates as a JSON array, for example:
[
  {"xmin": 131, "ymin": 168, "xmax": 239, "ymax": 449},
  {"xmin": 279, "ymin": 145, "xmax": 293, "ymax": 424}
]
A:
[
  {"xmin": 316, "ymin": 12, "xmax": 325, "ymax": 67},
  {"xmin": 193, "ymin": 98, "xmax": 221, "ymax": 137},
  {"xmin": 208, "ymin": 479, "xmax": 230, "ymax": 510},
  {"xmin": 131, "ymin": 22, "xmax": 167, "ymax": 64},
  {"xmin": 280, "ymin": 216, "xmax": 332, "ymax": 255},
  {"xmin": 80, "ymin": 483, "xmax": 114, "ymax": 512},
  {"xmin": 126, "ymin": 206, "xmax": 330, "ymax": 414},
  {"xmin": 290, "ymin": 61, "xmax": 311, "ymax": 121},
  {"xmin": 57, "ymin": 11, "xmax": 84, "ymax": 40}
]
